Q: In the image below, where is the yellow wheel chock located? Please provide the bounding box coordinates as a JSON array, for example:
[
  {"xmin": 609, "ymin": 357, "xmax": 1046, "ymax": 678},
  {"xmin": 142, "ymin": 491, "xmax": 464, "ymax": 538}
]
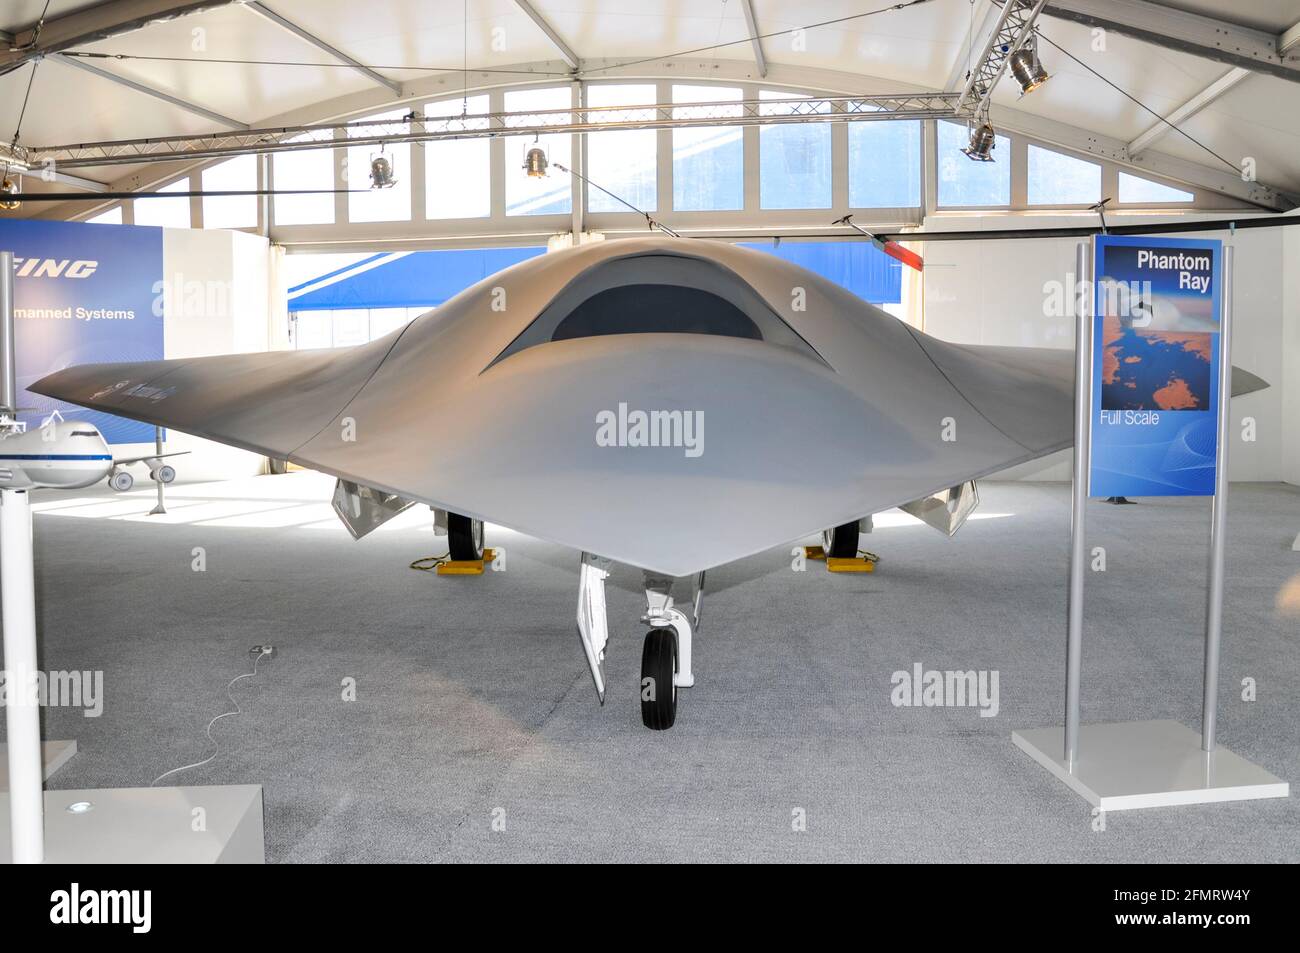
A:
[
  {"xmin": 411, "ymin": 548, "xmax": 497, "ymax": 576},
  {"xmin": 803, "ymin": 545, "xmax": 877, "ymax": 573}
]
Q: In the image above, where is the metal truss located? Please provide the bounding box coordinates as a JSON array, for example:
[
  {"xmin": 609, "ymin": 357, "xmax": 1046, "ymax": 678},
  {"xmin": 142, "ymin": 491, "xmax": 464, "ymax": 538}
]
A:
[
  {"xmin": 956, "ymin": 0, "xmax": 1049, "ymax": 119},
  {"xmin": 2, "ymin": 92, "xmax": 961, "ymax": 171}
]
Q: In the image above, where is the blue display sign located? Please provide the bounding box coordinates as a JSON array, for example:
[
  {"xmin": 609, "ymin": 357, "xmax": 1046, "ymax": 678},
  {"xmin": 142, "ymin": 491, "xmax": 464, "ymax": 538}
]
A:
[
  {"xmin": 0, "ymin": 220, "xmax": 164, "ymax": 443},
  {"xmin": 1089, "ymin": 235, "xmax": 1223, "ymax": 497}
]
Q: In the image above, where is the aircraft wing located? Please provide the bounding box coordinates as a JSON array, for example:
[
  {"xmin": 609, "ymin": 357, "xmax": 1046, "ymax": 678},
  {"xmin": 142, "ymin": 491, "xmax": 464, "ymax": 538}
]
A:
[
  {"xmin": 34, "ymin": 338, "xmax": 400, "ymax": 462},
  {"xmin": 114, "ymin": 451, "xmax": 190, "ymax": 465}
]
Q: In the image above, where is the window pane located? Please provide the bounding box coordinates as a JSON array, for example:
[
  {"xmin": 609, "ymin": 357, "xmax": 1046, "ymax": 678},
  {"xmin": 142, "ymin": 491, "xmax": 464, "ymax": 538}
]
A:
[
  {"xmin": 332, "ymin": 309, "xmax": 370, "ymax": 347},
  {"xmin": 1027, "ymin": 144, "xmax": 1100, "ymax": 205},
  {"xmin": 294, "ymin": 311, "xmax": 333, "ymax": 349},
  {"xmin": 1119, "ymin": 172, "xmax": 1193, "ymax": 203},
  {"xmin": 202, "ymin": 153, "xmax": 258, "ymax": 229},
  {"xmin": 134, "ymin": 179, "xmax": 191, "ymax": 228},
  {"xmin": 369, "ymin": 307, "xmax": 410, "ymax": 340},
  {"xmin": 274, "ymin": 137, "xmax": 335, "ymax": 226},
  {"xmin": 348, "ymin": 110, "xmax": 411, "ymax": 223},
  {"xmin": 505, "ymin": 87, "xmax": 572, "ymax": 216},
  {"xmin": 586, "ymin": 84, "xmax": 656, "ymax": 213},
  {"xmin": 426, "ymin": 95, "xmax": 490, "ymax": 219},
  {"xmin": 937, "ymin": 121, "xmax": 1010, "ymax": 206},
  {"xmin": 673, "ymin": 85, "xmax": 742, "ymax": 211},
  {"xmin": 848, "ymin": 119, "xmax": 920, "ymax": 208},
  {"xmin": 85, "ymin": 206, "xmax": 122, "ymax": 225},
  {"xmin": 759, "ymin": 91, "xmax": 831, "ymax": 209}
]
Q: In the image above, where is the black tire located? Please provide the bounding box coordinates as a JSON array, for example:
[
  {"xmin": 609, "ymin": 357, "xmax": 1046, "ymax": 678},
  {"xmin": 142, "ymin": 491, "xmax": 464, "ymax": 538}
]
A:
[
  {"xmin": 447, "ymin": 513, "xmax": 484, "ymax": 561},
  {"xmin": 640, "ymin": 628, "xmax": 678, "ymax": 730},
  {"xmin": 823, "ymin": 521, "xmax": 859, "ymax": 559}
]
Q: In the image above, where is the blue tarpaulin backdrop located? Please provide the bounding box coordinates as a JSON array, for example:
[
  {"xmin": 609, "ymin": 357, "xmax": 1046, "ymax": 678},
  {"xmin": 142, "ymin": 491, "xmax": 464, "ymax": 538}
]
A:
[
  {"xmin": 738, "ymin": 241, "xmax": 902, "ymax": 304},
  {"xmin": 288, "ymin": 241, "xmax": 901, "ymax": 311},
  {"xmin": 289, "ymin": 247, "xmax": 544, "ymax": 311}
]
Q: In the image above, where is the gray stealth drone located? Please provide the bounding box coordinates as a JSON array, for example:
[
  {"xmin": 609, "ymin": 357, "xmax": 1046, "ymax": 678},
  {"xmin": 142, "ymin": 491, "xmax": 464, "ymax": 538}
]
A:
[{"xmin": 33, "ymin": 237, "xmax": 1265, "ymax": 729}]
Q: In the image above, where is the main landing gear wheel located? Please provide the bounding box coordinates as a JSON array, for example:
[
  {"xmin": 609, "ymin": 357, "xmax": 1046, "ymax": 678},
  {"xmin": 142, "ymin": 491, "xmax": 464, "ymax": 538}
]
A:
[
  {"xmin": 640, "ymin": 627, "xmax": 678, "ymax": 730},
  {"xmin": 447, "ymin": 513, "xmax": 484, "ymax": 561},
  {"xmin": 823, "ymin": 521, "xmax": 859, "ymax": 559}
]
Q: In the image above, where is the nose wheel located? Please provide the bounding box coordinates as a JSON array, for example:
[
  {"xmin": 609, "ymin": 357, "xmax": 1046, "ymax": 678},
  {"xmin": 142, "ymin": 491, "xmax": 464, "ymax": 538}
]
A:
[
  {"xmin": 640, "ymin": 627, "xmax": 678, "ymax": 730},
  {"xmin": 574, "ymin": 556, "xmax": 702, "ymax": 730}
]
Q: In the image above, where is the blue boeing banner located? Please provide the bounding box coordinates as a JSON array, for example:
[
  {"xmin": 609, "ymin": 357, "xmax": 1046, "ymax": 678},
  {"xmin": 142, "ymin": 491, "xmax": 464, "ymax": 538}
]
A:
[
  {"xmin": 0, "ymin": 219, "xmax": 164, "ymax": 444},
  {"xmin": 1089, "ymin": 235, "xmax": 1223, "ymax": 497}
]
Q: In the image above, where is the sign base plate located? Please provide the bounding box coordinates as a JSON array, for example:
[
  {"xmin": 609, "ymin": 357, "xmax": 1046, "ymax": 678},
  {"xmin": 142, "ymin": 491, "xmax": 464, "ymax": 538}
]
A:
[{"xmin": 1012, "ymin": 720, "xmax": 1288, "ymax": 812}]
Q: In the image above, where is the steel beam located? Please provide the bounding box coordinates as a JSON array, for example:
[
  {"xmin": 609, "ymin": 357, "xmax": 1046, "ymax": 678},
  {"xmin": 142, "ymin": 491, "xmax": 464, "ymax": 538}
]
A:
[
  {"xmin": 56, "ymin": 53, "xmax": 248, "ymax": 129},
  {"xmin": 20, "ymin": 92, "xmax": 963, "ymax": 169},
  {"xmin": 1127, "ymin": 67, "xmax": 1250, "ymax": 156},
  {"xmin": 984, "ymin": 100, "xmax": 1288, "ymax": 208},
  {"xmin": 243, "ymin": 2, "xmax": 402, "ymax": 97},
  {"xmin": 513, "ymin": 0, "xmax": 579, "ymax": 71},
  {"xmin": 957, "ymin": 0, "xmax": 1049, "ymax": 117},
  {"xmin": 1280, "ymin": 20, "xmax": 1300, "ymax": 54},
  {"xmin": 1044, "ymin": 0, "xmax": 1300, "ymax": 83},
  {"xmin": 739, "ymin": 0, "xmax": 767, "ymax": 78},
  {"xmin": 0, "ymin": 0, "xmax": 239, "ymax": 75}
]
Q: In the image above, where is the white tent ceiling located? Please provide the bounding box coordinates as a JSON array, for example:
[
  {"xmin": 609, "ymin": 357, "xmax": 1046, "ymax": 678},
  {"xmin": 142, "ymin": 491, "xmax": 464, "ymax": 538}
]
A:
[{"xmin": 1, "ymin": 0, "xmax": 1298, "ymax": 208}]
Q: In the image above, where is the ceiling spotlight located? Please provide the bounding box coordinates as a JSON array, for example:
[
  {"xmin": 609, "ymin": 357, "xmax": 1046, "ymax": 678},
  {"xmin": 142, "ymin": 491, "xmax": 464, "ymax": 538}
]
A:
[
  {"xmin": 523, "ymin": 144, "xmax": 549, "ymax": 178},
  {"xmin": 369, "ymin": 153, "xmax": 396, "ymax": 189},
  {"xmin": 961, "ymin": 123, "xmax": 997, "ymax": 162},
  {"xmin": 0, "ymin": 177, "xmax": 21, "ymax": 210},
  {"xmin": 1008, "ymin": 41, "xmax": 1049, "ymax": 94}
]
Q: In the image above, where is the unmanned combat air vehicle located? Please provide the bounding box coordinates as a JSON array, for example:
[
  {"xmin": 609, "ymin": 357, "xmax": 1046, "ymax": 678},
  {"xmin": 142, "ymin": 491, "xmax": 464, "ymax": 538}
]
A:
[{"xmin": 32, "ymin": 237, "xmax": 1266, "ymax": 729}]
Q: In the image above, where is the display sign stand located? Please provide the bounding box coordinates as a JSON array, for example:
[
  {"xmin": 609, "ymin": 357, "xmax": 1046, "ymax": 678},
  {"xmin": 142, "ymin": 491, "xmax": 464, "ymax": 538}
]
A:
[
  {"xmin": 0, "ymin": 248, "xmax": 265, "ymax": 863},
  {"xmin": 1012, "ymin": 242, "xmax": 1289, "ymax": 812}
]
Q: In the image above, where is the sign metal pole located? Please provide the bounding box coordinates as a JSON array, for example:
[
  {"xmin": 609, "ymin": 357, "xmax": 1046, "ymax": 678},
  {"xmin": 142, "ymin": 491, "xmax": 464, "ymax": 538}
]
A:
[
  {"xmin": 1064, "ymin": 240, "xmax": 1092, "ymax": 772},
  {"xmin": 1201, "ymin": 245, "xmax": 1233, "ymax": 752},
  {"xmin": 150, "ymin": 426, "xmax": 167, "ymax": 516}
]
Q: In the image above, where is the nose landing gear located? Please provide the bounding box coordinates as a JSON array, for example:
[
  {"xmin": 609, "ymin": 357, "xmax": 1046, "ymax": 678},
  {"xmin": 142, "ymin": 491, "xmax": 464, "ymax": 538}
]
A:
[{"xmin": 574, "ymin": 555, "xmax": 704, "ymax": 730}]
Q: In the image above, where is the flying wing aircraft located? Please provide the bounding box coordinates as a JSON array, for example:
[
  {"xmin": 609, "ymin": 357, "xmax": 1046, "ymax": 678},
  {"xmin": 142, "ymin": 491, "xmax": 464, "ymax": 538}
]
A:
[{"xmin": 31, "ymin": 237, "xmax": 1267, "ymax": 729}]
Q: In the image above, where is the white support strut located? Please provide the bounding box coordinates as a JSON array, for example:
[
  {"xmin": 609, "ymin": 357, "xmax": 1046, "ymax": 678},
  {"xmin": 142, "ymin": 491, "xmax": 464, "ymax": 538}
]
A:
[
  {"xmin": 642, "ymin": 573, "xmax": 698, "ymax": 688},
  {"xmin": 2, "ymin": 487, "xmax": 44, "ymax": 863}
]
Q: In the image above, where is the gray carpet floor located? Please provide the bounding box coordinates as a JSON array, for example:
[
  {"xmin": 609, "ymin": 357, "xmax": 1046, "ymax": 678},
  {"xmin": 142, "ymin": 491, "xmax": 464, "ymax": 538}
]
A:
[{"xmin": 8, "ymin": 473, "xmax": 1299, "ymax": 863}]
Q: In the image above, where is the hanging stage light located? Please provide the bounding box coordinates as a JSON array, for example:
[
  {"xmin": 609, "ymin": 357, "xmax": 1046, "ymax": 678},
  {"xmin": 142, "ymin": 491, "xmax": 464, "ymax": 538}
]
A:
[
  {"xmin": 962, "ymin": 123, "xmax": 997, "ymax": 162},
  {"xmin": 0, "ymin": 177, "xmax": 21, "ymax": 210},
  {"xmin": 369, "ymin": 153, "xmax": 396, "ymax": 189},
  {"xmin": 523, "ymin": 141, "xmax": 549, "ymax": 178},
  {"xmin": 1008, "ymin": 39, "xmax": 1050, "ymax": 94}
]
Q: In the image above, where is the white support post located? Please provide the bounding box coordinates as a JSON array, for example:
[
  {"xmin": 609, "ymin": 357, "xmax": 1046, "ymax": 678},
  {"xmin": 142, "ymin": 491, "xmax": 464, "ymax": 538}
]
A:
[
  {"xmin": 1201, "ymin": 245, "xmax": 1234, "ymax": 751},
  {"xmin": 0, "ymin": 248, "xmax": 43, "ymax": 863},
  {"xmin": 1064, "ymin": 240, "xmax": 1092, "ymax": 772},
  {"xmin": 2, "ymin": 487, "xmax": 44, "ymax": 863}
]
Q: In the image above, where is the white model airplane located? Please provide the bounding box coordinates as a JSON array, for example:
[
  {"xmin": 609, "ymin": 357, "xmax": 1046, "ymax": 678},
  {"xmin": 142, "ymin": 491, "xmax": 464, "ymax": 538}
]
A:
[{"xmin": 0, "ymin": 416, "xmax": 184, "ymax": 491}]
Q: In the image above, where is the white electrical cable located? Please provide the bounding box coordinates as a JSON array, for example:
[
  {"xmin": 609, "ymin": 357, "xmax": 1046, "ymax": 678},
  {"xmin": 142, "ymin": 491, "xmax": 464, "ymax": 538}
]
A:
[{"xmin": 150, "ymin": 647, "xmax": 272, "ymax": 787}]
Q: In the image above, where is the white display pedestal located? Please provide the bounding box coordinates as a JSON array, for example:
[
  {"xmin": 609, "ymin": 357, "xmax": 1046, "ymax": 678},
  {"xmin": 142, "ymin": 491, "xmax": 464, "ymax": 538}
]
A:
[
  {"xmin": 0, "ymin": 741, "xmax": 77, "ymax": 787},
  {"xmin": 0, "ymin": 784, "xmax": 264, "ymax": 863},
  {"xmin": 1013, "ymin": 720, "xmax": 1289, "ymax": 812}
]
